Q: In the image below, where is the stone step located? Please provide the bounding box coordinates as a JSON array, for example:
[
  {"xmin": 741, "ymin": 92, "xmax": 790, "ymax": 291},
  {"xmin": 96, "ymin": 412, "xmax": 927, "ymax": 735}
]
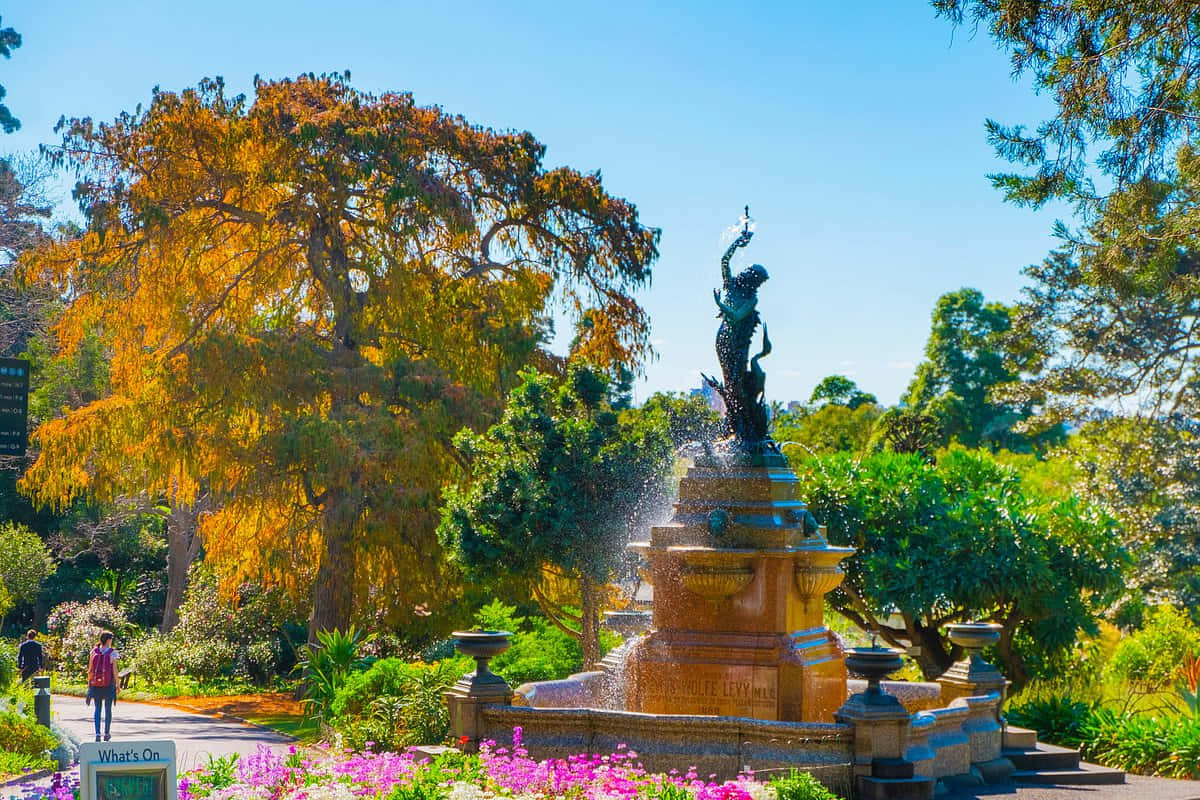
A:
[
  {"xmin": 1012, "ymin": 762, "xmax": 1126, "ymax": 786},
  {"xmin": 859, "ymin": 775, "xmax": 936, "ymax": 800},
  {"xmin": 1002, "ymin": 725, "xmax": 1038, "ymax": 749},
  {"xmin": 1003, "ymin": 742, "xmax": 1081, "ymax": 771}
]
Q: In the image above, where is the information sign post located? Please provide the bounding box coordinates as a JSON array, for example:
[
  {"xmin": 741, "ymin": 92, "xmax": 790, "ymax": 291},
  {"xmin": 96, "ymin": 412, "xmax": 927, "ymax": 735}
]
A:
[
  {"xmin": 78, "ymin": 741, "xmax": 178, "ymax": 800},
  {"xmin": 0, "ymin": 357, "xmax": 30, "ymax": 459}
]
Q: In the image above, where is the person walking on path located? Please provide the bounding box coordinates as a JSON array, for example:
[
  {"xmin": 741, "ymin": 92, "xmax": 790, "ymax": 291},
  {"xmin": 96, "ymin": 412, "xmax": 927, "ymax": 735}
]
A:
[
  {"xmin": 85, "ymin": 630, "xmax": 119, "ymax": 741},
  {"xmin": 16, "ymin": 630, "xmax": 43, "ymax": 682}
]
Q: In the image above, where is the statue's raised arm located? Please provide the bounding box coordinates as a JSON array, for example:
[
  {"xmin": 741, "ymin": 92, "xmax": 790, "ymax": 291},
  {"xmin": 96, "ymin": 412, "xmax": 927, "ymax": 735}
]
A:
[{"xmin": 721, "ymin": 228, "xmax": 755, "ymax": 288}]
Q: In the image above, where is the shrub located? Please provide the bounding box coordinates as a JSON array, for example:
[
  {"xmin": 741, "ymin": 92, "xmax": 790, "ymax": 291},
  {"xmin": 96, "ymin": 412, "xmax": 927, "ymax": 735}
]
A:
[
  {"xmin": 0, "ymin": 710, "xmax": 56, "ymax": 755},
  {"xmin": 473, "ymin": 600, "xmax": 613, "ymax": 687},
  {"xmin": 329, "ymin": 657, "xmax": 466, "ymax": 750},
  {"xmin": 167, "ymin": 565, "xmax": 301, "ymax": 684},
  {"xmin": 770, "ymin": 769, "xmax": 839, "ymax": 800},
  {"xmin": 131, "ymin": 632, "xmax": 183, "ymax": 685},
  {"xmin": 48, "ymin": 599, "xmax": 132, "ymax": 679},
  {"xmin": 0, "ymin": 639, "xmax": 16, "ymax": 690},
  {"xmin": 1106, "ymin": 605, "xmax": 1200, "ymax": 691},
  {"xmin": 1081, "ymin": 709, "xmax": 1200, "ymax": 780},
  {"xmin": 1006, "ymin": 695, "xmax": 1096, "ymax": 748}
]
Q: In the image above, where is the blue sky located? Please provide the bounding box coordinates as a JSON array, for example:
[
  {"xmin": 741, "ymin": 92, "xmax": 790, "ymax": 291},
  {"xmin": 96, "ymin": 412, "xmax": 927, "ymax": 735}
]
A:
[{"xmin": 3, "ymin": 0, "xmax": 1066, "ymax": 404}]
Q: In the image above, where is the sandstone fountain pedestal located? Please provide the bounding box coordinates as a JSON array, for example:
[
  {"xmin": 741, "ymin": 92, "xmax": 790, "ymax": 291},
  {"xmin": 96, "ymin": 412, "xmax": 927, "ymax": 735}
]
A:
[{"xmin": 626, "ymin": 448, "xmax": 854, "ymax": 722}]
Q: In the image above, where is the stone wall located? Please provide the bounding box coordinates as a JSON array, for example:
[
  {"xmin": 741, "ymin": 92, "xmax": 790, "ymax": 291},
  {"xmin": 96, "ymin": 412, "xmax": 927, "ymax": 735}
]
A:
[{"xmin": 477, "ymin": 704, "xmax": 855, "ymax": 787}]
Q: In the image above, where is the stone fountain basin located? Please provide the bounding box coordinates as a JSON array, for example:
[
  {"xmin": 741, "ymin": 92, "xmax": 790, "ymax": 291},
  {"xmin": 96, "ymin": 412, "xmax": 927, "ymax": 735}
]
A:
[
  {"xmin": 478, "ymin": 701, "xmax": 855, "ymax": 785},
  {"xmin": 514, "ymin": 670, "xmax": 943, "ymax": 715}
]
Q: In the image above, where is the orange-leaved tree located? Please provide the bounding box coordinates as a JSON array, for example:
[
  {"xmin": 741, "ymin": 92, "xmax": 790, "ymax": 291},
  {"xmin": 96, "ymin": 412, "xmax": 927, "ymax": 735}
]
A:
[{"xmin": 20, "ymin": 73, "xmax": 659, "ymax": 640}]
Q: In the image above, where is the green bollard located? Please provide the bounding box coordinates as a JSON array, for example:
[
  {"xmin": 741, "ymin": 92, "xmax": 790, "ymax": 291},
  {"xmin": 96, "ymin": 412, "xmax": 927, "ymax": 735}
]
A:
[{"xmin": 32, "ymin": 675, "xmax": 50, "ymax": 728}]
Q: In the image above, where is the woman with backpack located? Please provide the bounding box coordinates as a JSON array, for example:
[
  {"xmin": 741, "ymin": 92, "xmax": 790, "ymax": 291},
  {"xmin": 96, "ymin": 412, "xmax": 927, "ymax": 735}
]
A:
[{"xmin": 85, "ymin": 630, "xmax": 119, "ymax": 741}]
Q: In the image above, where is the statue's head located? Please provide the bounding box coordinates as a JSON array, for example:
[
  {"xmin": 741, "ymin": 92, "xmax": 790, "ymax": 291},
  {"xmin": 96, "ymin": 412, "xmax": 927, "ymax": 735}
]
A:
[{"xmin": 733, "ymin": 263, "xmax": 768, "ymax": 290}]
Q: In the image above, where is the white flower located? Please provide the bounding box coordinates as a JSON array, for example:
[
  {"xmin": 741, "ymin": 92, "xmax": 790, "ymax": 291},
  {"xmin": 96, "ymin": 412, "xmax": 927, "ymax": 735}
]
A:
[
  {"xmin": 447, "ymin": 782, "xmax": 485, "ymax": 800},
  {"xmin": 740, "ymin": 782, "xmax": 778, "ymax": 800}
]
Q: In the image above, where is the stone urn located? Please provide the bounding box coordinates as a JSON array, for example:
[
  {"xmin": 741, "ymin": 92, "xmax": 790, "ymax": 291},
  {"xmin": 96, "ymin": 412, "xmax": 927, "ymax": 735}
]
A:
[
  {"xmin": 451, "ymin": 630, "xmax": 513, "ymax": 701},
  {"xmin": 946, "ymin": 622, "xmax": 1002, "ymax": 660},
  {"xmin": 939, "ymin": 622, "xmax": 1008, "ymax": 709},
  {"xmin": 838, "ymin": 644, "xmax": 908, "ymax": 715},
  {"xmin": 845, "ymin": 645, "xmax": 905, "ymax": 698}
]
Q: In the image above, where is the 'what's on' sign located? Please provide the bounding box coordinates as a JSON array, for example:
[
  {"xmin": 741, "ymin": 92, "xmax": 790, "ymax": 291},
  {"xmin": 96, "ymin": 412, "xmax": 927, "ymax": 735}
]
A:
[
  {"xmin": 0, "ymin": 357, "xmax": 29, "ymax": 459},
  {"xmin": 78, "ymin": 741, "xmax": 178, "ymax": 800}
]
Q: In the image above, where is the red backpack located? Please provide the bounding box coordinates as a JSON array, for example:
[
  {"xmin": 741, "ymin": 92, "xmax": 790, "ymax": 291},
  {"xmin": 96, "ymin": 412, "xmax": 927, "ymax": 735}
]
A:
[{"xmin": 88, "ymin": 647, "xmax": 113, "ymax": 688}]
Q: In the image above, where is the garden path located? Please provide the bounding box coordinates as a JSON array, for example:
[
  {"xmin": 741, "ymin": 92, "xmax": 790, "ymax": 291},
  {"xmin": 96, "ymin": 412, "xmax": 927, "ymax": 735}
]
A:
[{"xmin": 52, "ymin": 693, "xmax": 295, "ymax": 770}]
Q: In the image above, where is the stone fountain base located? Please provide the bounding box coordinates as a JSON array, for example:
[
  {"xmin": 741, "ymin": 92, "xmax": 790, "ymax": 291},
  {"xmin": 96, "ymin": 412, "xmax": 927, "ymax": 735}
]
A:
[{"xmin": 625, "ymin": 626, "xmax": 846, "ymax": 721}]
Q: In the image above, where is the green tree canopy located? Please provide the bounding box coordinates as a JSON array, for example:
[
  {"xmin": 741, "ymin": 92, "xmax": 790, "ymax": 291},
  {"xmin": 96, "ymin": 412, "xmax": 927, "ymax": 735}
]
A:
[
  {"xmin": 439, "ymin": 365, "xmax": 674, "ymax": 667},
  {"xmin": 0, "ymin": 521, "xmax": 54, "ymax": 613},
  {"xmin": 903, "ymin": 288, "xmax": 1055, "ymax": 450},
  {"xmin": 0, "ymin": 18, "xmax": 21, "ymax": 134},
  {"xmin": 796, "ymin": 447, "xmax": 1127, "ymax": 685},
  {"xmin": 809, "ymin": 375, "xmax": 877, "ymax": 409},
  {"xmin": 637, "ymin": 391, "xmax": 721, "ymax": 449},
  {"xmin": 774, "ymin": 403, "xmax": 881, "ymax": 457},
  {"xmin": 1063, "ymin": 416, "xmax": 1200, "ymax": 623},
  {"xmin": 933, "ymin": 0, "xmax": 1200, "ymax": 208}
]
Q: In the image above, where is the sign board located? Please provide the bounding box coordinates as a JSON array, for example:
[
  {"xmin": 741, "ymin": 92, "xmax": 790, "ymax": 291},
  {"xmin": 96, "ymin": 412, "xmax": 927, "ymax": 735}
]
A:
[
  {"xmin": 78, "ymin": 741, "xmax": 177, "ymax": 800},
  {"xmin": 0, "ymin": 357, "xmax": 29, "ymax": 458}
]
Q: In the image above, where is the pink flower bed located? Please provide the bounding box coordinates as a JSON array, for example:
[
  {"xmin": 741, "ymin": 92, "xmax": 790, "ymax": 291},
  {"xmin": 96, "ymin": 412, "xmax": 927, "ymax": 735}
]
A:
[{"xmin": 9, "ymin": 728, "xmax": 836, "ymax": 800}]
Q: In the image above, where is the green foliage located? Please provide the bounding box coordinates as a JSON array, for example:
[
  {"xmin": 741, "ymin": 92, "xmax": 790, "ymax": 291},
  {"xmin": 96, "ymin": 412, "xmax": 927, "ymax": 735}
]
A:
[
  {"xmin": 1063, "ymin": 419, "xmax": 1200, "ymax": 620},
  {"xmin": 0, "ymin": 522, "xmax": 54, "ymax": 611},
  {"xmin": 797, "ymin": 447, "xmax": 1127, "ymax": 682},
  {"xmin": 1106, "ymin": 606, "xmax": 1200, "ymax": 691},
  {"xmin": 298, "ymin": 625, "xmax": 376, "ymax": 722},
  {"xmin": 330, "ymin": 657, "xmax": 464, "ymax": 750},
  {"xmin": 769, "ymin": 769, "xmax": 838, "ymax": 800},
  {"xmin": 1010, "ymin": 687, "xmax": 1200, "ymax": 779},
  {"xmin": 130, "ymin": 564, "xmax": 301, "ymax": 685},
  {"xmin": 440, "ymin": 365, "xmax": 674, "ymax": 665},
  {"xmin": 442, "ymin": 365, "xmax": 674, "ymax": 585},
  {"xmin": 0, "ymin": 17, "xmax": 20, "ymax": 134},
  {"xmin": 0, "ymin": 750, "xmax": 54, "ymax": 780},
  {"xmin": 0, "ymin": 710, "xmax": 55, "ymax": 755},
  {"xmin": 199, "ymin": 754, "xmax": 239, "ymax": 791},
  {"xmin": 474, "ymin": 600, "xmax": 594, "ymax": 687},
  {"xmin": 0, "ymin": 638, "xmax": 15, "ymax": 689},
  {"xmin": 1082, "ymin": 708, "xmax": 1200, "ymax": 780},
  {"xmin": 637, "ymin": 391, "xmax": 721, "ymax": 448},
  {"xmin": 809, "ymin": 375, "xmax": 876, "ymax": 409},
  {"xmin": 775, "ymin": 403, "xmax": 881, "ymax": 457},
  {"xmin": 933, "ymin": 1, "xmax": 1198, "ymax": 207},
  {"xmin": 1007, "ymin": 695, "xmax": 1096, "ymax": 749},
  {"xmin": 902, "ymin": 288, "xmax": 1055, "ymax": 452}
]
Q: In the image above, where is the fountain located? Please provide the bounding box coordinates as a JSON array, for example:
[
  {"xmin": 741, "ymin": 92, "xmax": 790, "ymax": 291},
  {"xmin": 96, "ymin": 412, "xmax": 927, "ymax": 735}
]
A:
[
  {"xmin": 623, "ymin": 216, "xmax": 854, "ymax": 721},
  {"xmin": 445, "ymin": 214, "xmax": 1013, "ymax": 796}
]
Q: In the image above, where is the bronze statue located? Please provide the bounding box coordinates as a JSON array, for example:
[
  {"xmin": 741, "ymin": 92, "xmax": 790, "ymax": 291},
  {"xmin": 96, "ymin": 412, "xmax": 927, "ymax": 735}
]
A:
[{"xmin": 702, "ymin": 210, "xmax": 774, "ymax": 449}]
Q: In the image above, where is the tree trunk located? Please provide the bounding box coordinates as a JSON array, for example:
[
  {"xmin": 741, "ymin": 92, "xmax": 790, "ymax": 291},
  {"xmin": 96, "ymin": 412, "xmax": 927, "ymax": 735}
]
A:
[
  {"xmin": 308, "ymin": 491, "xmax": 359, "ymax": 643},
  {"xmin": 908, "ymin": 616, "xmax": 956, "ymax": 680},
  {"xmin": 996, "ymin": 622, "xmax": 1029, "ymax": 691},
  {"xmin": 161, "ymin": 493, "xmax": 210, "ymax": 632},
  {"xmin": 580, "ymin": 576, "xmax": 601, "ymax": 670}
]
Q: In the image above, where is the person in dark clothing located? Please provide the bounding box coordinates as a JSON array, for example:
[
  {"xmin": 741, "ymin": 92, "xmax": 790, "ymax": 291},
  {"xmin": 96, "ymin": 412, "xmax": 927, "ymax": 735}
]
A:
[{"xmin": 17, "ymin": 630, "xmax": 43, "ymax": 682}]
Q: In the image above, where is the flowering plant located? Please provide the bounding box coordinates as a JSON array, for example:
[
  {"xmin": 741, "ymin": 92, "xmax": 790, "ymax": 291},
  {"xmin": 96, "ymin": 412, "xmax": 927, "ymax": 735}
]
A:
[{"xmin": 10, "ymin": 730, "xmax": 837, "ymax": 800}]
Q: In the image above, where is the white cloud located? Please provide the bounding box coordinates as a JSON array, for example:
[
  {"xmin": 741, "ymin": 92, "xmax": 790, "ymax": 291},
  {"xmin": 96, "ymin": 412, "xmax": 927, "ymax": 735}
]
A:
[{"xmin": 887, "ymin": 360, "xmax": 916, "ymax": 370}]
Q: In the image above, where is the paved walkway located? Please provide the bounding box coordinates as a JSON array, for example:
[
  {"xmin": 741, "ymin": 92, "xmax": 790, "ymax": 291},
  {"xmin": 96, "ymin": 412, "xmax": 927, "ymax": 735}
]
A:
[
  {"xmin": 947, "ymin": 774, "xmax": 1200, "ymax": 800},
  {"xmin": 52, "ymin": 693, "xmax": 295, "ymax": 772}
]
